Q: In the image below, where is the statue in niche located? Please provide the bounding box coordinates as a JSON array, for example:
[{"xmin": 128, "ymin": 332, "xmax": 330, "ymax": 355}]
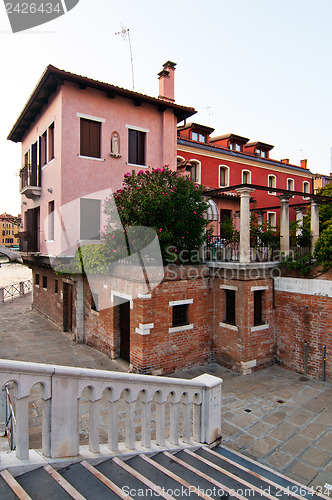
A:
[{"xmin": 110, "ymin": 131, "xmax": 121, "ymax": 157}]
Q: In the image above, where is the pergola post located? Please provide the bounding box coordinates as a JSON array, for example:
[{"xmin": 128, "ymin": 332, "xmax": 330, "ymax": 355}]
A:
[
  {"xmin": 278, "ymin": 194, "xmax": 292, "ymax": 256},
  {"xmin": 236, "ymin": 187, "xmax": 255, "ymax": 263},
  {"xmin": 310, "ymin": 200, "xmax": 320, "ymax": 254},
  {"xmin": 295, "ymin": 207, "xmax": 305, "ymax": 237}
]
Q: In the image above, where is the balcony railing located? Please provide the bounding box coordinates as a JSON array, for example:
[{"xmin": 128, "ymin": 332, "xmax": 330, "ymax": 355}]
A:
[
  {"xmin": 204, "ymin": 236, "xmax": 280, "ymax": 263},
  {"xmin": 18, "ymin": 231, "xmax": 39, "ymax": 253},
  {"xmin": 19, "ymin": 164, "xmax": 41, "ymax": 198}
]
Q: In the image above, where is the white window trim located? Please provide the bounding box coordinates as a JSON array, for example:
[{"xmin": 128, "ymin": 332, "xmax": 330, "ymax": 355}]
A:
[
  {"xmin": 169, "ymin": 299, "xmax": 193, "ymax": 306},
  {"xmin": 169, "ymin": 324, "xmax": 193, "ymax": 333},
  {"xmin": 268, "ymin": 175, "xmax": 276, "ymax": 195},
  {"xmin": 76, "ymin": 112, "xmax": 105, "ymax": 123},
  {"xmin": 220, "ymin": 322, "xmax": 238, "ymax": 331},
  {"xmin": 127, "ymin": 163, "xmax": 148, "ymax": 168},
  {"xmin": 135, "ymin": 323, "xmax": 154, "ymax": 336},
  {"xmin": 303, "ymin": 181, "xmax": 310, "ymax": 200},
  {"xmin": 242, "ymin": 169, "xmax": 252, "ymax": 184},
  {"xmin": 189, "ymin": 159, "xmax": 201, "ymax": 183},
  {"xmin": 251, "ymin": 323, "xmax": 269, "ymax": 332},
  {"xmin": 267, "ymin": 211, "xmax": 277, "ymax": 228},
  {"xmin": 287, "ymin": 178, "xmax": 295, "ymax": 198},
  {"xmin": 125, "ymin": 124, "xmax": 150, "ymax": 133},
  {"xmin": 251, "ymin": 285, "xmax": 269, "ymax": 291},
  {"xmin": 220, "ymin": 284, "xmax": 238, "ymax": 291},
  {"xmin": 219, "ymin": 165, "xmax": 230, "ymax": 188},
  {"xmin": 78, "ymin": 155, "xmax": 105, "ymax": 162}
]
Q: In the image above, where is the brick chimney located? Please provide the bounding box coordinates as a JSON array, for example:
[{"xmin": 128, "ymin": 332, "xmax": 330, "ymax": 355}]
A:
[
  {"xmin": 281, "ymin": 159, "xmax": 289, "ymax": 164},
  {"xmin": 300, "ymin": 159, "xmax": 308, "ymax": 169},
  {"xmin": 158, "ymin": 61, "xmax": 176, "ymax": 102}
]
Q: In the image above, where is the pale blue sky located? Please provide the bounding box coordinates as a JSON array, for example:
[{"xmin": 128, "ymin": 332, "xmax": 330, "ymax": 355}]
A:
[{"xmin": 1, "ymin": 0, "xmax": 331, "ymax": 214}]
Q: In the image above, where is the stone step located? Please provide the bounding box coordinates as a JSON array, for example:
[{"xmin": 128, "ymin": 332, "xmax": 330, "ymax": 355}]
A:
[{"xmin": 1, "ymin": 446, "xmax": 328, "ymax": 499}]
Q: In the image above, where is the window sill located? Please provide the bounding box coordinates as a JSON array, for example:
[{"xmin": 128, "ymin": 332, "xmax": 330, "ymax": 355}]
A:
[
  {"xmin": 251, "ymin": 323, "xmax": 269, "ymax": 332},
  {"xmin": 219, "ymin": 322, "xmax": 238, "ymax": 331},
  {"xmin": 127, "ymin": 163, "xmax": 148, "ymax": 168},
  {"xmin": 41, "ymin": 158, "xmax": 55, "ymax": 171},
  {"xmin": 78, "ymin": 155, "xmax": 105, "ymax": 162},
  {"xmin": 169, "ymin": 324, "xmax": 193, "ymax": 333}
]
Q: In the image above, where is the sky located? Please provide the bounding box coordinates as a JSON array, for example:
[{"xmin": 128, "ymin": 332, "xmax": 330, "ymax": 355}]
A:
[{"xmin": 1, "ymin": 0, "xmax": 332, "ymax": 215}]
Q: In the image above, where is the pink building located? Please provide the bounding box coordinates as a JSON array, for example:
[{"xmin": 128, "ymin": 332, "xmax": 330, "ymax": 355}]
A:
[{"xmin": 8, "ymin": 61, "xmax": 195, "ymax": 257}]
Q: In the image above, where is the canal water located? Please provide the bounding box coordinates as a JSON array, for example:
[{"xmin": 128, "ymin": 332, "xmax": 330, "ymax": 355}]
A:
[{"xmin": 0, "ymin": 258, "xmax": 32, "ymax": 288}]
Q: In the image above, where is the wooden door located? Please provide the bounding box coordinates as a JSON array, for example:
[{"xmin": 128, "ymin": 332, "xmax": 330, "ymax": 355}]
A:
[
  {"xmin": 63, "ymin": 283, "xmax": 73, "ymax": 332},
  {"xmin": 119, "ymin": 301, "xmax": 130, "ymax": 361}
]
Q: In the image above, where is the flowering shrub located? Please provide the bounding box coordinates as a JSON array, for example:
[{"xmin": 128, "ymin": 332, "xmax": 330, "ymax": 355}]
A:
[{"xmin": 103, "ymin": 167, "xmax": 210, "ymax": 263}]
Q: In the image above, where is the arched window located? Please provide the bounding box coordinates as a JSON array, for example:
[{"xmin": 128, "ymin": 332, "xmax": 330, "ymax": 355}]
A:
[
  {"xmin": 189, "ymin": 159, "xmax": 201, "ymax": 183},
  {"xmin": 219, "ymin": 165, "xmax": 229, "ymax": 187},
  {"xmin": 206, "ymin": 199, "xmax": 219, "ymax": 221},
  {"xmin": 242, "ymin": 170, "xmax": 252, "ymax": 184},
  {"xmin": 268, "ymin": 175, "xmax": 276, "ymax": 195}
]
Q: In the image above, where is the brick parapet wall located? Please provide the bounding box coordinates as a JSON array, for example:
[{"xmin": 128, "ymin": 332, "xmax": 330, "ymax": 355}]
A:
[
  {"xmin": 30, "ymin": 265, "xmax": 65, "ymax": 329},
  {"xmin": 214, "ymin": 277, "xmax": 274, "ymax": 373},
  {"xmin": 272, "ymin": 287, "xmax": 332, "ymax": 379}
]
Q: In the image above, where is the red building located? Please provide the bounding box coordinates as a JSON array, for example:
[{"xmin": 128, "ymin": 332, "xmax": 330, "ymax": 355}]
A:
[{"xmin": 177, "ymin": 123, "xmax": 314, "ymax": 230}]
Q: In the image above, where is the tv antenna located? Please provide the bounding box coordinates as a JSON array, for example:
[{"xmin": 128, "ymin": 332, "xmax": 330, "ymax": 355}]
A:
[
  {"xmin": 198, "ymin": 106, "xmax": 214, "ymax": 126},
  {"xmin": 115, "ymin": 25, "xmax": 135, "ymax": 91}
]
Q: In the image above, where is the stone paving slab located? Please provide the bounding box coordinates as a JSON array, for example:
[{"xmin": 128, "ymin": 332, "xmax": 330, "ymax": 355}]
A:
[{"xmin": 1, "ymin": 294, "xmax": 332, "ymax": 494}]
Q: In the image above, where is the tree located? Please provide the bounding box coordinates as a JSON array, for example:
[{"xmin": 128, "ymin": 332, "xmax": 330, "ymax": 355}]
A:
[
  {"xmin": 303, "ymin": 183, "xmax": 332, "ymax": 232},
  {"xmin": 103, "ymin": 167, "xmax": 210, "ymax": 264},
  {"xmin": 314, "ymin": 224, "xmax": 332, "ymax": 270}
]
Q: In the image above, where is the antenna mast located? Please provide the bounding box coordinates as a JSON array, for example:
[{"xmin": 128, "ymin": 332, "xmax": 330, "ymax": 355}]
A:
[{"xmin": 115, "ymin": 25, "xmax": 135, "ymax": 91}]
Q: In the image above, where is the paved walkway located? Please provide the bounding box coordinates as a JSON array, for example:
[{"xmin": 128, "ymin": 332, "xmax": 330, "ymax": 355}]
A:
[
  {"xmin": 1, "ymin": 294, "xmax": 332, "ymax": 493},
  {"xmin": 0, "ymin": 294, "xmax": 128, "ymax": 371}
]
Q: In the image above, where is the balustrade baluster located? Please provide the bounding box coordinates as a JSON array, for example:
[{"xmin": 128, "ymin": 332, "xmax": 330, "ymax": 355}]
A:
[
  {"xmin": 15, "ymin": 395, "xmax": 29, "ymax": 460},
  {"xmin": 141, "ymin": 400, "xmax": 152, "ymax": 448},
  {"xmin": 183, "ymin": 401, "xmax": 191, "ymax": 444},
  {"xmin": 108, "ymin": 399, "xmax": 119, "ymax": 452},
  {"xmin": 89, "ymin": 399, "xmax": 100, "ymax": 453},
  {"xmin": 125, "ymin": 399, "xmax": 136, "ymax": 450},
  {"xmin": 42, "ymin": 398, "xmax": 51, "ymax": 457},
  {"xmin": 155, "ymin": 400, "xmax": 166, "ymax": 447},
  {"xmin": 192, "ymin": 400, "xmax": 201, "ymax": 442},
  {"xmin": 169, "ymin": 399, "xmax": 178, "ymax": 445}
]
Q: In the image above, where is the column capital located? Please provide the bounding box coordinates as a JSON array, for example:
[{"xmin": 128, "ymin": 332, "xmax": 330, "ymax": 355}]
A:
[
  {"xmin": 235, "ymin": 187, "xmax": 255, "ymax": 196},
  {"xmin": 277, "ymin": 193, "xmax": 292, "ymax": 202}
]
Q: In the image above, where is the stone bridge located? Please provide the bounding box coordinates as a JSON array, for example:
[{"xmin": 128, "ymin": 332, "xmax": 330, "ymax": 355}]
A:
[{"xmin": 0, "ymin": 245, "xmax": 22, "ymax": 263}]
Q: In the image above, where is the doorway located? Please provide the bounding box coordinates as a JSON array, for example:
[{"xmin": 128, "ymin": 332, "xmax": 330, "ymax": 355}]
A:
[
  {"xmin": 119, "ymin": 300, "xmax": 130, "ymax": 361},
  {"xmin": 63, "ymin": 283, "xmax": 73, "ymax": 332}
]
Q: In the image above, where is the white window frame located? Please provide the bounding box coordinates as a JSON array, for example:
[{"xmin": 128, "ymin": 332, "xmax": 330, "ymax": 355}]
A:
[
  {"xmin": 219, "ymin": 165, "xmax": 230, "ymax": 188},
  {"xmin": 242, "ymin": 169, "xmax": 252, "ymax": 184},
  {"xmin": 169, "ymin": 299, "xmax": 193, "ymax": 333},
  {"xmin": 287, "ymin": 178, "xmax": 295, "ymax": 198},
  {"xmin": 303, "ymin": 181, "xmax": 310, "ymax": 200},
  {"xmin": 268, "ymin": 174, "xmax": 276, "ymax": 195},
  {"xmin": 267, "ymin": 211, "xmax": 277, "ymax": 229},
  {"xmin": 189, "ymin": 159, "xmax": 201, "ymax": 184}
]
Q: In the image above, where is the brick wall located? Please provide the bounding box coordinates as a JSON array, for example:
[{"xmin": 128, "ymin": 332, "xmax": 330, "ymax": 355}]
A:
[
  {"xmin": 272, "ymin": 287, "xmax": 332, "ymax": 379},
  {"xmin": 213, "ymin": 277, "xmax": 274, "ymax": 373},
  {"xmin": 31, "ymin": 265, "xmax": 63, "ymax": 328}
]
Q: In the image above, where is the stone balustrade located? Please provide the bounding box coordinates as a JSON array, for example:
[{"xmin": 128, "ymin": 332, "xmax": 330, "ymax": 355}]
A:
[{"xmin": 0, "ymin": 359, "xmax": 222, "ymax": 462}]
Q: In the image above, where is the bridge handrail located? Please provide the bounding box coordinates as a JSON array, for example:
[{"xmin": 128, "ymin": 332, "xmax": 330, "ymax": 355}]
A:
[
  {"xmin": 0, "ymin": 359, "xmax": 222, "ymax": 461},
  {"xmin": 0, "ymin": 280, "xmax": 32, "ymax": 302}
]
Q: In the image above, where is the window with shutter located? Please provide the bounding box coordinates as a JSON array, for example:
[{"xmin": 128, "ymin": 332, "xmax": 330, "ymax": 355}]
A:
[
  {"xmin": 48, "ymin": 123, "xmax": 55, "ymax": 161},
  {"xmin": 80, "ymin": 119, "xmax": 101, "ymax": 158},
  {"xmin": 80, "ymin": 198, "xmax": 101, "ymax": 240},
  {"xmin": 128, "ymin": 129, "xmax": 145, "ymax": 165}
]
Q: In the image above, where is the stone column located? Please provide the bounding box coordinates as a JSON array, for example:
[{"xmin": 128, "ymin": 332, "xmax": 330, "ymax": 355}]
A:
[
  {"xmin": 278, "ymin": 194, "xmax": 292, "ymax": 256},
  {"xmin": 311, "ymin": 200, "xmax": 320, "ymax": 253},
  {"xmin": 295, "ymin": 208, "xmax": 304, "ymax": 237},
  {"xmin": 236, "ymin": 188, "xmax": 255, "ymax": 263}
]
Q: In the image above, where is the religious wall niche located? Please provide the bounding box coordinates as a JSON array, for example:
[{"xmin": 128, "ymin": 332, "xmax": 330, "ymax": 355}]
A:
[{"xmin": 110, "ymin": 131, "xmax": 121, "ymax": 158}]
